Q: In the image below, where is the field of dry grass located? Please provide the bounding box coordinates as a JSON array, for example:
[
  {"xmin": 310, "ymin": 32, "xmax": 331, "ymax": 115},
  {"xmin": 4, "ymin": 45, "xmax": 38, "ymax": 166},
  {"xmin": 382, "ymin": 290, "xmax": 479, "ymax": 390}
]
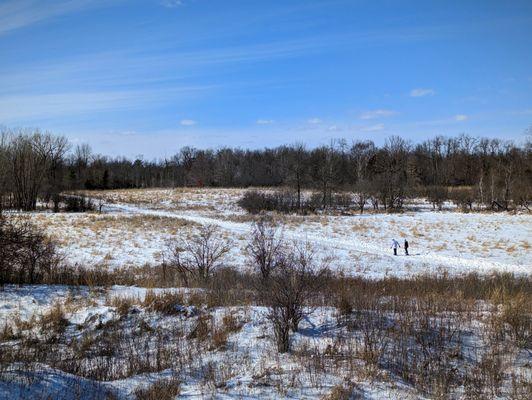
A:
[
  {"xmin": 28, "ymin": 212, "xmax": 199, "ymax": 268},
  {"xmin": 25, "ymin": 188, "xmax": 531, "ymax": 277}
]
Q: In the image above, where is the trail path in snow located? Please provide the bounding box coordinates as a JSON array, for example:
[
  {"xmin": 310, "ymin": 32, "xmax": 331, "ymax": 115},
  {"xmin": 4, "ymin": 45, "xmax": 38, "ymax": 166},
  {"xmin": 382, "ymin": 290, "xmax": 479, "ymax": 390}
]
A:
[{"xmin": 105, "ymin": 203, "xmax": 530, "ymax": 276}]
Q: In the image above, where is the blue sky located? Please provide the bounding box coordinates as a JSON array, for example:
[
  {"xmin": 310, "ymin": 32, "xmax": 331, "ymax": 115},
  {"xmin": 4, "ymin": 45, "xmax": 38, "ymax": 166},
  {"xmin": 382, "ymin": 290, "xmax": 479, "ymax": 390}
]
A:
[{"xmin": 1, "ymin": 0, "xmax": 531, "ymax": 158}]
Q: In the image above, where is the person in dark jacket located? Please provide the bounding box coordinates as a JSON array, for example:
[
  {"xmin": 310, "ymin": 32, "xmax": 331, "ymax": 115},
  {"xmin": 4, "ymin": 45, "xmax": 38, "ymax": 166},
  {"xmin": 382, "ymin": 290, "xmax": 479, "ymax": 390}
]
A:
[{"xmin": 404, "ymin": 239, "xmax": 409, "ymax": 256}]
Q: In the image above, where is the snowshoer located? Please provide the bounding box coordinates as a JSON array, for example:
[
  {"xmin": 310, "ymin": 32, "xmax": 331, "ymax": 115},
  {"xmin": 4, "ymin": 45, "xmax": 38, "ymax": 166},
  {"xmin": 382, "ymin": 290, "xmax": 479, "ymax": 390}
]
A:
[
  {"xmin": 404, "ymin": 239, "xmax": 409, "ymax": 256},
  {"xmin": 391, "ymin": 239, "xmax": 400, "ymax": 256}
]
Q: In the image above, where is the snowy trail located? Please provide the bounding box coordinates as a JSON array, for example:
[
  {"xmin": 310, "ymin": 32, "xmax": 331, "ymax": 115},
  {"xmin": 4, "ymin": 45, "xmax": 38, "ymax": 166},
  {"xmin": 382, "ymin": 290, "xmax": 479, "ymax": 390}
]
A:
[{"xmin": 105, "ymin": 203, "xmax": 529, "ymax": 275}]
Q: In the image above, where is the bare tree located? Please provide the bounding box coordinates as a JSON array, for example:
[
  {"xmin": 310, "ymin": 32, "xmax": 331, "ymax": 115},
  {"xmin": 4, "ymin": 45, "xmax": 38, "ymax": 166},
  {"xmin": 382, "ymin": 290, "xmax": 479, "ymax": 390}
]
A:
[
  {"xmin": 282, "ymin": 143, "xmax": 309, "ymax": 211},
  {"xmin": 73, "ymin": 143, "xmax": 92, "ymax": 186},
  {"xmin": 353, "ymin": 179, "xmax": 371, "ymax": 214},
  {"xmin": 5, "ymin": 130, "xmax": 69, "ymax": 211},
  {"xmin": 311, "ymin": 143, "xmax": 336, "ymax": 209},
  {"xmin": 166, "ymin": 224, "xmax": 231, "ymax": 285},
  {"xmin": 0, "ymin": 131, "xmax": 10, "ymax": 212},
  {"xmin": 426, "ymin": 185, "xmax": 448, "ymax": 211},
  {"xmin": 247, "ymin": 217, "xmax": 284, "ymax": 280},
  {"xmin": 350, "ymin": 140, "xmax": 375, "ymax": 183}
]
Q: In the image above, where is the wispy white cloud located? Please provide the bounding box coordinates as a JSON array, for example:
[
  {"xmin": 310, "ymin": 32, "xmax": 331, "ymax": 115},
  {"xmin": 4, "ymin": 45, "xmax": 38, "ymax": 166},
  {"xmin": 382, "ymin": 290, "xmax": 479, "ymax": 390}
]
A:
[
  {"xmin": 0, "ymin": 86, "xmax": 212, "ymax": 122},
  {"xmin": 256, "ymin": 119, "xmax": 275, "ymax": 125},
  {"xmin": 0, "ymin": 0, "xmax": 103, "ymax": 36},
  {"xmin": 359, "ymin": 109, "xmax": 398, "ymax": 120},
  {"xmin": 180, "ymin": 119, "xmax": 196, "ymax": 126},
  {"xmin": 361, "ymin": 123, "xmax": 385, "ymax": 132},
  {"xmin": 412, "ymin": 114, "xmax": 472, "ymax": 127},
  {"xmin": 410, "ymin": 88, "xmax": 435, "ymax": 97},
  {"xmin": 0, "ymin": 38, "xmax": 331, "ymax": 94},
  {"xmin": 307, "ymin": 118, "xmax": 322, "ymax": 124},
  {"xmin": 161, "ymin": 0, "xmax": 183, "ymax": 8}
]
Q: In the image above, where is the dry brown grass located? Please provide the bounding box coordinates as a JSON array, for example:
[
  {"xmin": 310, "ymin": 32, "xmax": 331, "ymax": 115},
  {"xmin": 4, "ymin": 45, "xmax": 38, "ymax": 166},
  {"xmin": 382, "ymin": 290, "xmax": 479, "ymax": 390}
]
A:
[
  {"xmin": 0, "ymin": 324, "xmax": 16, "ymax": 342},
  {"xmin": 321, "ymin": 384, "xmax": 356, "ymax": 400},
  {"xmin": 74, "ymin": 187, "xmax": 246, "ymax": 214},
  {"xmin": 506, "ymin": 244, "xmax": 517, "ymax": 253},
  {"xmin": 109, "ymin": 296, "xmax": 138, "ymax": 317},
  {"xmin": 40, "ymin": 302, "xmax": 69, "ymax": 334},
  {"xmin": 142, "ymin": 290, "xmax": 185, "ymax": 315},
  {"xmin": 133, "ymin": 376, "xmax": 181, "ymax": 400},
  {"xmin": 28, "ymin": 213, "xmax": 201, "ymax": 268},
  {"xmin": 210, "ymin": 311, "xmax": 244, "ymax": 350},
  {"xmin": 410, "ymin": 226, "xmax": 424, "ymax": 237}
]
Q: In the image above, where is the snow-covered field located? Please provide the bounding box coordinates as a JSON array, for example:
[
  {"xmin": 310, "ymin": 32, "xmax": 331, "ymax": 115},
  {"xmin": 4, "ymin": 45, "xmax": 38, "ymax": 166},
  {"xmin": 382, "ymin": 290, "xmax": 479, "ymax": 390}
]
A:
[
  {"xmin": 1, "ymin": 188, "xmax": 531, "ymax": 399},
  {"xmin": 28, "ymin": 188, "xmax": 532, "ymax": 278},
  {"xmin": 0, "ymin": 285, "xmax": 426, "ymax": 400},
  {"xmin": 1, "ymin": 284, "xmax": 530, "ymax": 399}
]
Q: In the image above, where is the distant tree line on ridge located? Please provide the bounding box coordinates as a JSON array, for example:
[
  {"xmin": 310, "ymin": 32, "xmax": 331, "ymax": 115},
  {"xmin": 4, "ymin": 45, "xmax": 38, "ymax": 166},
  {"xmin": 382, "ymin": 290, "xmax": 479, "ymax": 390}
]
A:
[{"xmin": 0, "ymin": 127, "xmax": 531, "ymax": 212}]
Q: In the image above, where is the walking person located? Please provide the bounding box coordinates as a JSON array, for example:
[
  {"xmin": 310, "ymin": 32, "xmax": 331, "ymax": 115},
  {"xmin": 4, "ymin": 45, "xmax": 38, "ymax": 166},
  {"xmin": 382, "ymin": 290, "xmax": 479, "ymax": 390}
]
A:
[
  {"xmin": 404, "ymin": 239, "xmax": 409, "ymax": 256},
  {"xmin": 391, "ymin": 239, "xmax": 400, "ymax": 256}
]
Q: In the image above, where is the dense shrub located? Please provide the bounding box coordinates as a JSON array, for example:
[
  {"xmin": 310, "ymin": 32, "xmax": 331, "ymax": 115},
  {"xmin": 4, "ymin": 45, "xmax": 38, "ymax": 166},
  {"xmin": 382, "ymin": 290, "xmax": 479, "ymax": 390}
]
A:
[
  {"xmin": 0, "ymin": 215, "xmax": 62, "ymax": 284},
  {"xmin": 238, "ymin": 190, "xmax": 300, "ymax": 214},
  {"xmin": 62, "ymin": 195, "xmax": 95, "ymax": 212},
  {"xmin": 238, "ymin": 190, "xmax": 352, "ymax": 214}
]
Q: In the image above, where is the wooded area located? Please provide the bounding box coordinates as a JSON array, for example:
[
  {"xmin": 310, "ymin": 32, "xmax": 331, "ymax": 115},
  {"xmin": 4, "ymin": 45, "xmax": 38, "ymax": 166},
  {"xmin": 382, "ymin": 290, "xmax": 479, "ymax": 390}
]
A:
[{"xmin": 1, "ymin": 128, "xmax": 530, "ymax": 212}]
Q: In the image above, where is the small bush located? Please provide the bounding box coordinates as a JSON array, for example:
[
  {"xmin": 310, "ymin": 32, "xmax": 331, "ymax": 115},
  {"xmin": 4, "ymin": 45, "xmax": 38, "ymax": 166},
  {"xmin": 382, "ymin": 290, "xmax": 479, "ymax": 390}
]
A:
[
  {"xmin": 500, "ymin": 293, "xmax": 531, "ymax": 348},
  {"xmin": 134, "ymin": 376, "xmax": 181, "ymax": 400},
  {"xmin": 322, "ymin": 384, "xmax": 355, "ymax": 400},
  {"xmin": 335, "ymin": 290, "xmax": 353, "ymax": 318},
  {"xmin": 211, "ymin": 327, "xmax": 229, "ymax": 350},
  {"xmin": 40, "ymin": 302, "xmax": 69, "ymax": 334},
  {"xmin": 143, "ymin": 291, "xmax": 184, "ymax": 315},
  {"xmin": 0, "ymin": 324, "xmax": 16, "ymax": 341},
  {"xmin": 211, "ymin": 312, "xmax": 243, "ymax": 350},
  {"xmin": 110, "ymin": 296, "xmax": 136, "ymax": 318},
  {"xmin": 188, "ymin": 314, "xmax": 211, "ymax": 342},
  {"xmin": 221, "ymin": 313, "xmax": 242, "ymax": 333}
]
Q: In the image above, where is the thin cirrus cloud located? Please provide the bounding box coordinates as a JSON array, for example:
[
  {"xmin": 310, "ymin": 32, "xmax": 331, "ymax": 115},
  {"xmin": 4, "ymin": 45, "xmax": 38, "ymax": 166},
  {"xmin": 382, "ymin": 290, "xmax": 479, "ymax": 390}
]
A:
[
  {"xmin": 0, "ymin": 38, "xmax": 337, "ymax": 95},
  {"xmin": 0, "ymin": 86, "xmax": 212, "ymax": 123},
  {"xmin": 180, "ymin": 119, "xmax": 197, "ymax": 126},
  {"xmin": 256, "ymin": 119, "xmax": 275, "ymax": 125},
  {"xmin": 410, "ymin": 88, "xmax": 436, "ymax": 97},
  {"xmin": 0, "ymin": 0, "xmax": 105, "ymax": 36},
  {"xmin": 359, "ymin": 109, "xmax": 398, "ymax": 120},
  {"xmin": 307, "ymin": 118, "xmax": 322, "ymax": 124},
  {"xmin": 161, "ymin": 0, "xmax": 183, "ymax": 7},
  {"xmin": 412, "ymin": 114, "xmax": 470, "ymax": 127},
  {"xmin": 361, "ymin": 123, "xmax": 385, "ymax": 132}
]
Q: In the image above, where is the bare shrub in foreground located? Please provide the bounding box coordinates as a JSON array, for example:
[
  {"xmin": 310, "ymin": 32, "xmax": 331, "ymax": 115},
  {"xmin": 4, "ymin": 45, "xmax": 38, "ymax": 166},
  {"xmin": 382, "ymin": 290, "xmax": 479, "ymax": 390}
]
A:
[
  {"xmin": 247, "ymin": 217, "xmax": 284, "ymax": 280},
  {"xmin": 264, "ymin": 242, "xmax": 330, "ymax": 352},
  {"xmin": 0, "ymin": 215, "xmax": 62, "ymax": 285},
  {"xmin": 166, "ymin": 224, "xmax": 231, "ymax": 285}
]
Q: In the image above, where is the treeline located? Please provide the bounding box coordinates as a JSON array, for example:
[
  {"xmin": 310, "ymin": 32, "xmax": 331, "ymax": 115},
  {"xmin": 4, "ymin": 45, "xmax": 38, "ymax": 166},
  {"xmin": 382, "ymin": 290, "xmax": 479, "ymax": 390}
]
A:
[{"xmin": 1, "ymin": 128, "xmax": 531, "ymax": 212}]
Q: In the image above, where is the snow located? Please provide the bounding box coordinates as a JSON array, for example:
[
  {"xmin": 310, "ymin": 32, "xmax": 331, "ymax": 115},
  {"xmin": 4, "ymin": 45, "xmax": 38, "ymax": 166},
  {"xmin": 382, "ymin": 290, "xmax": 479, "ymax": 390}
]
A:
[
  {"xmin": 1, "ymin": 284, "xmax": 530, "ymax": 399},
  {"xmin": 0, "ymin": 364, "xmax": 114, "ymax": 400},
  {"xmin": 27, "ymin": 188, "xmax": 529, "ymax": 278},
  {"xmin": 1, "ymin": 189, "xmax": 530, "ymax": 399}
]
